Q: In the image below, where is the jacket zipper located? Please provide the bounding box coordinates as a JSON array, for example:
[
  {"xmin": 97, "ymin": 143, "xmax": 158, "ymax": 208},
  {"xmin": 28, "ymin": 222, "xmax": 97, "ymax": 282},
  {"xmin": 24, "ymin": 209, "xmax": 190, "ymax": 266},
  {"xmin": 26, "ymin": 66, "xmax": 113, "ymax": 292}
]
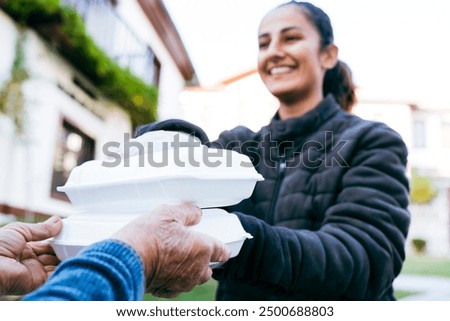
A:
[{"xmin": 267, "ymin": 159, "xmax": 286, "ymax": 225}]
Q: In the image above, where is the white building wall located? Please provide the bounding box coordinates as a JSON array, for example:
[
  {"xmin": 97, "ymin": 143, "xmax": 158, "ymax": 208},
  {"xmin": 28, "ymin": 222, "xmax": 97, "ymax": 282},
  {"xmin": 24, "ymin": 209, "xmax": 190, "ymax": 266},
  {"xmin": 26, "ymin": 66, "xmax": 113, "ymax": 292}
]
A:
[
  {"xmin": 0, "ymin": 116, "xmax": 15, "ymax": 206},
  {"xmin": 409, "ymin": 111, "xmax": 450, "ymax": 177},
  {"xmin": 157, "ymin": 62, "xmax": 186, "ymax": 120},
  {"xmin": 0, "ymin": 10, "xmax": 16, "ymax": 85},
  {"xmin": 0, "ymin": 11, "xmax": 18, "ymax": 206},
  {"xmin": 0, "ymin": 11, "xmax": 132, "ymax": 217},
  {"xmin": 117, "ymin": 0, "xmax": 186, "ymax": 121},
  {"xmin": 181, "ymin": 73, "xmax": 278, "ymax": 140}
]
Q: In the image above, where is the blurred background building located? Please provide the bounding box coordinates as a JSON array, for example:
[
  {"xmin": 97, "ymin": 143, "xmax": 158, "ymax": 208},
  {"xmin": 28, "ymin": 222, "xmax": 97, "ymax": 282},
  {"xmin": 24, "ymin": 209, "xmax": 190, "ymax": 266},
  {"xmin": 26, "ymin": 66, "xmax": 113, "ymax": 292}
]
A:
[
  {"xmin": 0, "ymin": 0, "xmax": 449, "ymax": 258},
  {"xmin": 0, "ymin": 0, "xmax": 196, "ymax": 220}
]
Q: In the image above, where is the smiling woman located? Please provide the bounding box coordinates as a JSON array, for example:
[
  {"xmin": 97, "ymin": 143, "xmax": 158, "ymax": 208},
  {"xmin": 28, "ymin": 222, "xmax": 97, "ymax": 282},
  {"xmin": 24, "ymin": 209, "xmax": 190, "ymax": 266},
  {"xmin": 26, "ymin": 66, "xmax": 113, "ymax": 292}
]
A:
[
  {"xmin": 257, "ymin": 2, "xmax": 339, "ymax": 118},
  {"xmin": 209, "ymin": 1, "xmax": 410, "ymax": 301}
]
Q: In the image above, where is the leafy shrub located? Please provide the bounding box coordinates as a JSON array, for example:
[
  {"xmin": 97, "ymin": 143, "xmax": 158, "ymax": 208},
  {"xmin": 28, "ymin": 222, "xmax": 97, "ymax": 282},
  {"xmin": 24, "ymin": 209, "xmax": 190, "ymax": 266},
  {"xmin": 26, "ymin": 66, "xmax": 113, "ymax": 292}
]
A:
[
  {"xmin": 1, "ymin": 0, "xmax": 157, "ymax": 128},
  {"xmin": 410, "ymin": 169, "xmax": 438, "ymax": 204},
  {"xmin": 412, "ymin": 238, "xmax": 427, "ymax": 255}
]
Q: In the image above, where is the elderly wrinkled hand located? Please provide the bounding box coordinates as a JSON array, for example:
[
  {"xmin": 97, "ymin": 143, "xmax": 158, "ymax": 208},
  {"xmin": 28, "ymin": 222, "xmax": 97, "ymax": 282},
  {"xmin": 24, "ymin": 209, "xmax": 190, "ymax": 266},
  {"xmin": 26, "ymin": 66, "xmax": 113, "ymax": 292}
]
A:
[
  {"xmin": 112, "ymin": 203, "xmax": 230, "ymax": 298},
  {"xmin": 0, "ymin": 216, "xmax": 63, "ymax": 296}
]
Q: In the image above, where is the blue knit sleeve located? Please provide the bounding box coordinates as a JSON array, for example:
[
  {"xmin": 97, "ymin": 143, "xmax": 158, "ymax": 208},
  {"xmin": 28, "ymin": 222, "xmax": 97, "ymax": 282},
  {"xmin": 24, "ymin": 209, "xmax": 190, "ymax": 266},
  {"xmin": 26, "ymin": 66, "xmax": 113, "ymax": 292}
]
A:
[{"xmin": 23, "ymin": 240, "xmax": 145, "ymax": 301}]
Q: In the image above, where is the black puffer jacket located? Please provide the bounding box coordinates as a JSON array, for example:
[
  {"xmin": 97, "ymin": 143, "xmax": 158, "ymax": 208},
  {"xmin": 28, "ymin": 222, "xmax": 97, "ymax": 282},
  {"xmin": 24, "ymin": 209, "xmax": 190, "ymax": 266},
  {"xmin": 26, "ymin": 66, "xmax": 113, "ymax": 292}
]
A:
[{"xmin": 211, "ymin": 95, "xmax": 410, "ymax": 300}]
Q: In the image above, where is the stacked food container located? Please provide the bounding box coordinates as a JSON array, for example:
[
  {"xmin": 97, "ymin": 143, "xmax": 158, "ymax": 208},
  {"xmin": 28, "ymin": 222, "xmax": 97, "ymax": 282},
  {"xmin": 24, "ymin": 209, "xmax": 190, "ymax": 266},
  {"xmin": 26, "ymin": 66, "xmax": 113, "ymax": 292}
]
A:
[{"xmin": 50, "ymin": 131, "xmax": 263, "ymax": 262}]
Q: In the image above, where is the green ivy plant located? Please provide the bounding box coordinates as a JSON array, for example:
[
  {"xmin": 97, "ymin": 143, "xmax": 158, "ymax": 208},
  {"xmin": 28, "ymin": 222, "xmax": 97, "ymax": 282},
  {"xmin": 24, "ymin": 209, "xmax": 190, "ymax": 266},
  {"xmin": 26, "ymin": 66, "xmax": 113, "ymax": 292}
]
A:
[
  {"xmin": 411, "ymin": 238, "xmax": 426, "ymax": 255},
  {"xmin": 0, "ymin": 30, "xmax": 29, "ymax": 135},
  {"xmin": 410, "ymin": 168, "xmax": 438, "ymax": 204},
  {"xmin": 0, "ymin": 0, "xmax": 158, "ymax": 128}
]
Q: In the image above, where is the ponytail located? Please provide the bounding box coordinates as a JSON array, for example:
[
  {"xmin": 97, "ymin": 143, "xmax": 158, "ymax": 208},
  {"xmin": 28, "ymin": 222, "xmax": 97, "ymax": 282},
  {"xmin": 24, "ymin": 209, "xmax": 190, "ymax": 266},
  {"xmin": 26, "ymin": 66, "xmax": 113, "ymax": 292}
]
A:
[{"xmin": 323, "ymin": 60, "xmax": 356, "ymax": 112}]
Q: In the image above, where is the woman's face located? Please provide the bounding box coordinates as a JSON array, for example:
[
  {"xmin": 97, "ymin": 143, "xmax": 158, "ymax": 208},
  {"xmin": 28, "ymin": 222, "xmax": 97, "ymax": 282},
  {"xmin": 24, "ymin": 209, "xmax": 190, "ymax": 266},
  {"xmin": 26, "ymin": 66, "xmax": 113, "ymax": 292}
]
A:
[{"xmin": 257, "ymin": 5, "xmax": 331, "ymax": 101}]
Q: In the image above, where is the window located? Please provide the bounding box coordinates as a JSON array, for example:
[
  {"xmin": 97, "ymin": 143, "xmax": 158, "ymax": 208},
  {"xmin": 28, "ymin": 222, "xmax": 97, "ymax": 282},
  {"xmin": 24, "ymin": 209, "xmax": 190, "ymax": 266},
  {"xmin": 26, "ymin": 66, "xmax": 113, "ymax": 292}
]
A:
[
  {"xmin": 413, "ymin": 120, "xmax": 426, "ymax": 148},
  {"xmin": 62, "ymin": 0, "xmax": 160, "ymax": 87},
  {"xmin": 51, "ymin": 120, "xmax": 95, "ymax": 201}
]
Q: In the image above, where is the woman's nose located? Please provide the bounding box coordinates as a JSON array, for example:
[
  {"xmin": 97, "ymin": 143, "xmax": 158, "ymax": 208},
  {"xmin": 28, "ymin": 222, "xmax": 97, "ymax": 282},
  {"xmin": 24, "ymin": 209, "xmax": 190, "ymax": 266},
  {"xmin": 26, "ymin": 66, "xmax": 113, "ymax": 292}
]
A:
[{"xmin": 265, "ymin": 41, "xmax": 285, "ymax": 60}]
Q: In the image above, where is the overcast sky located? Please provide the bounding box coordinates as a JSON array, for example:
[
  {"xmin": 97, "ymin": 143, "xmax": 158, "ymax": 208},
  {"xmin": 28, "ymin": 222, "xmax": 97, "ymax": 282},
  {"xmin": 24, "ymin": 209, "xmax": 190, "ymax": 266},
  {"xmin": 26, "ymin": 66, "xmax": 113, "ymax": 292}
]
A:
[{"xmin": 162, "ymin": 0, "xmax": 450, "ymax": 109}]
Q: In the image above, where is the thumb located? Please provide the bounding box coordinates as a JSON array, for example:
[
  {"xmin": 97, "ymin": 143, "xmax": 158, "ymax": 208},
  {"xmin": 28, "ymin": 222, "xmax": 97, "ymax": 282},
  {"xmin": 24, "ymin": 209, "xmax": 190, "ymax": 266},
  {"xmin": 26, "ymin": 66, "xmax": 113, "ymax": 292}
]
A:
[{"xmin": 16, "ymin": 216, "xmax": 63, "ymax": 242}]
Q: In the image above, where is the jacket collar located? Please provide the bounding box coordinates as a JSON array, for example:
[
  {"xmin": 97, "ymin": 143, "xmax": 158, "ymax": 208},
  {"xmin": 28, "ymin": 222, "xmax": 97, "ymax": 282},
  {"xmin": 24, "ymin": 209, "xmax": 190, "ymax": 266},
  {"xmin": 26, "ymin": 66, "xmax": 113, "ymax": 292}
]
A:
[{"xmin": 267, "ymin": 94, "xmax": 341, "ymax": 141}]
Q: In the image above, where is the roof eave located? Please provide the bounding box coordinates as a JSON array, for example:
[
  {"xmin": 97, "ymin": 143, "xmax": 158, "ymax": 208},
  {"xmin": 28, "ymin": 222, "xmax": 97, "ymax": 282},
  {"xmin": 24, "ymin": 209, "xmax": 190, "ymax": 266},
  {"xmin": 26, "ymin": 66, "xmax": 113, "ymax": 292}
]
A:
[{"xmin": 137, "ymin": 0, "xmax": 198, "ymax": 85}]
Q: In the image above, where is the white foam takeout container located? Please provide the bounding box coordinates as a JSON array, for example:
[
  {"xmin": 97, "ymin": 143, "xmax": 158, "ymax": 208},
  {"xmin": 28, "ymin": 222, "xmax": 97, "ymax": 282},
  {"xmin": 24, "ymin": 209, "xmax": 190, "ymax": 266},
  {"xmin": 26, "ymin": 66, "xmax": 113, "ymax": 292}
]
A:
[
  {"xmin": 52, "ymin": 131, "xmax": 260, "ymax": 263},
  {"xmin": 49, "ymin": 209, "xmax": 252, "ymax": 262},
  {"xmin": 57, "ymin": 137, "xmax": 264, "ymax": 213}
]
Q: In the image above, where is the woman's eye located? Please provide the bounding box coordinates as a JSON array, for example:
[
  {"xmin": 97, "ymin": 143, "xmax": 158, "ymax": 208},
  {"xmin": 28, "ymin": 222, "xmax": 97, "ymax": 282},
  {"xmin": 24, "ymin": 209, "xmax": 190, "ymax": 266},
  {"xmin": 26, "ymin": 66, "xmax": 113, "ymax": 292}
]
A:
[
  {"xmin": 258, "ymin": 42, "xmax": 269, "ymax": 49},
  {"xmin": 285, "ymin": 36, "xmax": 300, "ymax": 42}
]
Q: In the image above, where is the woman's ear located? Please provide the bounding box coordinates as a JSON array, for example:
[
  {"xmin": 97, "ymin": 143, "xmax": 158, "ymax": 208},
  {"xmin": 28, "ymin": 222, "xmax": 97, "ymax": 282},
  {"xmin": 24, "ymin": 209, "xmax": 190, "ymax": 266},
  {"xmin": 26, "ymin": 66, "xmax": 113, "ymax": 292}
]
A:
[{"xmin": 321, "ymin": 44, "xmax": 339, "ymax": 70}]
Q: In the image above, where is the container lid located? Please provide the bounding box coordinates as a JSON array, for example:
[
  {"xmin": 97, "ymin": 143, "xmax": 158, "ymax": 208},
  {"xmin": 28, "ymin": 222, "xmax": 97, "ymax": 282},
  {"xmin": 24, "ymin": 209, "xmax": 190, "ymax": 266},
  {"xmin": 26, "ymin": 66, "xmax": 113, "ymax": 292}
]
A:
[{"xmin": 58, "ymin": 131, "xmax": 263, "ymax": 191}]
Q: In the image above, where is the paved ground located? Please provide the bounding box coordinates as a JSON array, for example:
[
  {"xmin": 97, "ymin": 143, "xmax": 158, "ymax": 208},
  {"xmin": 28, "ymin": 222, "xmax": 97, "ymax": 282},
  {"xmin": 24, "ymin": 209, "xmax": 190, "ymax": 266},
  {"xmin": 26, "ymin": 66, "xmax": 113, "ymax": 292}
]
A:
[{"xmin": 394, "ymin": 274, "xmax": 450, "ymax": 300}]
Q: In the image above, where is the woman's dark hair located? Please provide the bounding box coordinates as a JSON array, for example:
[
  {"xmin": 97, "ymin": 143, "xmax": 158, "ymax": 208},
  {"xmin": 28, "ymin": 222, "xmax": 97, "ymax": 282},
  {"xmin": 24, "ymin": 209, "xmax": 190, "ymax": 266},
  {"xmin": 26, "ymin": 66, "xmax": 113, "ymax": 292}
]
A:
[
  {"xmin": 279, "ymin": 1, "xmax": 357, "ymax": 111},
  {"xmin": 323, "ymin": 60, "xmax": 356, "ymax": 112}
]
